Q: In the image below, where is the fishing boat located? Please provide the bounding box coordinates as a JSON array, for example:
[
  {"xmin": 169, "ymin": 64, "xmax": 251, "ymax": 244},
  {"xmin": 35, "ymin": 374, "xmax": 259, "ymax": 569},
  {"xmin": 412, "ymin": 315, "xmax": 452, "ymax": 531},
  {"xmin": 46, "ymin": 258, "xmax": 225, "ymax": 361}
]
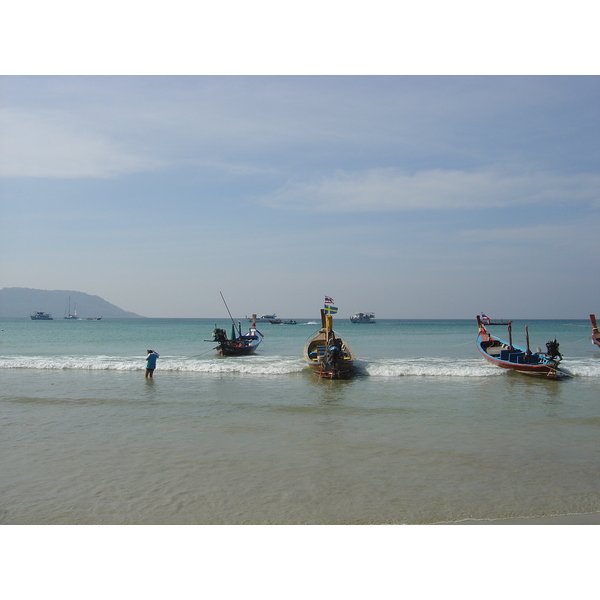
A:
[
  {"xmin": 86, "ymin": 317, "xmax": 103, "ymax": 321},
  {"xmin": 304, "ymin": 309, "xmax": 356, "ymax": 379},
  {"xmin": 208, "ymin": 315, "xmax": 263, "ymax": 356},
  {"xmin": 207, "ymin": 293, "xmax": 263, "ymax": 356},
  {"xmin": 476, "ymin": 315, "xmax": 564, "ymax": 379},
  {"xmin": 590, "ymin": 314, "xmax": 600, "ymax": 349},
  {"xmin": 64, "ymin": 297, "xmax": 79, "ymax": 320},
  {"xmin": 350, "ymin": 312, "xmax": 376, "ymax": 323},
  {"xmin": 30, "ymin": 311, "xmax": 53, "ymax": 320}
]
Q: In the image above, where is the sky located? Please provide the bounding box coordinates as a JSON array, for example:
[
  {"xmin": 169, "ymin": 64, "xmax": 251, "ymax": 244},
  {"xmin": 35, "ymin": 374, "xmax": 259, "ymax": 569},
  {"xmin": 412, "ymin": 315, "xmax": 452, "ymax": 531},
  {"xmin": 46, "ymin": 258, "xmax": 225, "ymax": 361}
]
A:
[
  {"xmin": 1, "ymin": 75, "xmax": 599, "ymax": 319},
  {"xmin": 0, "ymin": 6, "xmax": 598, "ymax": 319}
]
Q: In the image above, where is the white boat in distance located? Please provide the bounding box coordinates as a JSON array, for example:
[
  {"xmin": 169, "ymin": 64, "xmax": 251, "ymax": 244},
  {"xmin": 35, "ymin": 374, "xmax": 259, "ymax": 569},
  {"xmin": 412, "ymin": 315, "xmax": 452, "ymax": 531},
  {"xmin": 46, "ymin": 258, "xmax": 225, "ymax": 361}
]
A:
[
  {"xmin": 248, "ymin": 314, "xmax": 277, "ymax": 322},
  {"xmin": 64, "ymin": 297, "xmax": 80, "ymax": 320},
  {"xmin": 350, "ymin": 312, "xmax": 376, "ymax": 323},
  {"xmin": 30, "ymin": 311, "xmax": 53, "ymax": 320}
]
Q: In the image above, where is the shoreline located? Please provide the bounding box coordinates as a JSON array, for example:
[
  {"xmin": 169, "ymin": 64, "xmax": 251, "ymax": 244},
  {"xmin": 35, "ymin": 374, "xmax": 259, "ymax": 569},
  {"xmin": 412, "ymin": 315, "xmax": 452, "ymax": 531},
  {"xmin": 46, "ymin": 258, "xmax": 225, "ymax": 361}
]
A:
[{"xmin": 449, "ymin": 512, "xmax": 600, "ymax": 525}]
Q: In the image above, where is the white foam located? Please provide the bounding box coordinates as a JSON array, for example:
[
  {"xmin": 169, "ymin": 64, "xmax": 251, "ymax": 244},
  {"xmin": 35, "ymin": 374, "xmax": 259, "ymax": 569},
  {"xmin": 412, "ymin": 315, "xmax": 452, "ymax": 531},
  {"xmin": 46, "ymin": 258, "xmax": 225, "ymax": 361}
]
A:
[
  {"xmin": 358, "ymin": 357, "xmax": 503, "ymax": 378},
  {"xmin": 2, "ymin": 355, "xmax": 599, "ymax": 379},
  {"xmin": 0, "ymin": 354, "xmax": 306, "ymax": 375},
  {"xmin": 558, "ymin": 359, "xmax": 600, "ymax": 378}
]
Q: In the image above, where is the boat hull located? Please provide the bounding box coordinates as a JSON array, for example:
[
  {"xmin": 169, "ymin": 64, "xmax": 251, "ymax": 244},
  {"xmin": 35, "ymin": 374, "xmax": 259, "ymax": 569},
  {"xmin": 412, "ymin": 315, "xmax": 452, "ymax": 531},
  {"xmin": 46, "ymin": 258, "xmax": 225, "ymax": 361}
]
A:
[
  {"xmin": 216, "ymin": 339, "xmax": 261, "ymax": 356},
  {"xmin": 307, "ymin": 362, "xmax": 355, "ymax": 379}
]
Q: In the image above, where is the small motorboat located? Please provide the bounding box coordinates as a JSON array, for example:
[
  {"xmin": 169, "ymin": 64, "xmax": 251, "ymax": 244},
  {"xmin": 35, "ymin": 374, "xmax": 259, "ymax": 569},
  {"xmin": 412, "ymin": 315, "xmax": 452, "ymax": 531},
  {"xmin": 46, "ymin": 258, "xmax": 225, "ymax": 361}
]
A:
[{"xmin": 476, "ymin": 315, "xmax": 564, "ymax": 379}]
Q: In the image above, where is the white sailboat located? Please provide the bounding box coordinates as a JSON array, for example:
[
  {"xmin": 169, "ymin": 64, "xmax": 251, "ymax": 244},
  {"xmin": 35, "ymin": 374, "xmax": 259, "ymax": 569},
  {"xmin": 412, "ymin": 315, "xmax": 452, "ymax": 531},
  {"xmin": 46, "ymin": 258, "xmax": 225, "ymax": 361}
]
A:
[{"xmin": 64, "ymin": 297, "xmax": 80, "ymax": 320}]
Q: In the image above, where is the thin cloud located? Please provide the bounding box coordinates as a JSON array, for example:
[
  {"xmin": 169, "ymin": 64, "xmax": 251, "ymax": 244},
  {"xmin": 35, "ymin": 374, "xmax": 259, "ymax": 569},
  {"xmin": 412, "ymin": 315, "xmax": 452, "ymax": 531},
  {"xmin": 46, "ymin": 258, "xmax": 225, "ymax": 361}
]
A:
[
  {"xmin": 262, "ymin": 168, "xmax": 600, "ymax": 213},
  {"xmin": 0, "ymin": 109, "xmax": 163, "ymax": 178},
  {"xmin": 458, "ymin": 220, "xmax": 599, "ymax": 249}
]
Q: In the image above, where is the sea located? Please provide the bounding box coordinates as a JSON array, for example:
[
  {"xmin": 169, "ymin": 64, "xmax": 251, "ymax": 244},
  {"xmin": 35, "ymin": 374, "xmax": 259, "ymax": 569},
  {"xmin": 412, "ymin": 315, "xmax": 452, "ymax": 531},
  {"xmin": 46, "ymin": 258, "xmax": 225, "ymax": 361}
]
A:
[{"xmin": 2, "ymin": 315, "xmax": 600, "ymax": 528}]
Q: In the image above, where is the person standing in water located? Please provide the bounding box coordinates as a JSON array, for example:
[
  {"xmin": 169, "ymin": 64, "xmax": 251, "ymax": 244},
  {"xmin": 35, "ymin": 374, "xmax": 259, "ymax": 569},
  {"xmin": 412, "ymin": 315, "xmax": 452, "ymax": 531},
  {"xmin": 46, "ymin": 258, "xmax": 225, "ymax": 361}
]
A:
[{"xmin": 145, "ymin": 349, "xmax": 159, "ymax": 378}]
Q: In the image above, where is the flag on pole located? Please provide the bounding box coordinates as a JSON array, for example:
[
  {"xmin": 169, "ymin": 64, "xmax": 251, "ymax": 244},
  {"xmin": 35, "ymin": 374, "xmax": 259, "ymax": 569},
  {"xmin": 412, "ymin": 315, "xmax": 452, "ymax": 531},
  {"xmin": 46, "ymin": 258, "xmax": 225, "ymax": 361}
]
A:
[
  {"xmin": 324, "ymin": 296, "xmax": 334, "ymax": 304},
  {"xmin": 323, "ymin": 304, "xmax": 338, "ymax": 314}
]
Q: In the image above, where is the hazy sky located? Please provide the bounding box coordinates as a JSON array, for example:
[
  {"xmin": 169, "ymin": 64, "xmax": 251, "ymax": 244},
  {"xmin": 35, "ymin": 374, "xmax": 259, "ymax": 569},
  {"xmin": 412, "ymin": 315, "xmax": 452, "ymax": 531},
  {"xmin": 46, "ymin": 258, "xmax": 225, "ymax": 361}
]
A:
[{"xmin": 1, "ymin": 75, "xmax": 599, "ymax": 318}]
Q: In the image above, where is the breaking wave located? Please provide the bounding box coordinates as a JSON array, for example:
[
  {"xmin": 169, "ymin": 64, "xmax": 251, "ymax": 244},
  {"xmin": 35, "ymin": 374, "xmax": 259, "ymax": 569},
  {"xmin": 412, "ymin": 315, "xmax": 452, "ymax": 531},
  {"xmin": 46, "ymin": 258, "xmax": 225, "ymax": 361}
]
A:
[
  {"xmin": 4, "ymin": 354, "xmax": 598, "ymax": 378},
  {"xmin": 355, "ymin": 357, "xmax": 503, "ymax": 377}
]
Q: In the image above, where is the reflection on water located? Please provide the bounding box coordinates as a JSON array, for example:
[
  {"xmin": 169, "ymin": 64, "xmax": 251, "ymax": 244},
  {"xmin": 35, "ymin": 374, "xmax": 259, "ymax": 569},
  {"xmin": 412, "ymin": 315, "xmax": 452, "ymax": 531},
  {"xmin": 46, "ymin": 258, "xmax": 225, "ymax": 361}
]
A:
[{"xmin": 308, "ymin": 376, "xmax": 358, "ymax": 405}]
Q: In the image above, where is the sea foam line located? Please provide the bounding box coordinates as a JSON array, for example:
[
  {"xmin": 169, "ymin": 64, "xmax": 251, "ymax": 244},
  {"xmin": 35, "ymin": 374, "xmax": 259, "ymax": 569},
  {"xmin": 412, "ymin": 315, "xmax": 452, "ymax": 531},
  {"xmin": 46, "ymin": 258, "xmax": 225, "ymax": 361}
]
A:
[
  {"xmin": 2, "ymin": 355, "xmax": 599, "ymax": 378},
  {"xmin": 0, "ymin": 355, "xmax": 306, "ymax": 375},
  {"xmin": 357, "ymin": 358, "xmax": 503, "ymax": 378}
]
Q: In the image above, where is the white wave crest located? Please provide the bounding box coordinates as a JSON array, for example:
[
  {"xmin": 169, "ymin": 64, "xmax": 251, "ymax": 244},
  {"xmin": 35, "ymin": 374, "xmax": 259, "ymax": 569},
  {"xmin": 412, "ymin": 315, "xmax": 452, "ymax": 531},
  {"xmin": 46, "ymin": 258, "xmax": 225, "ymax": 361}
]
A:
[
  {"xmin": 2, "ymin": 355, "xmax": 599, "ymax": 379},
  {"xmin": 558, "ymin": 359, "xmax": 600, "ymax": 378},
  {"xmin": 357, "ymin": 358, "xmax": 503, "ymax": 378},
  {"xmin": 166, "ymin": 356, "xmax": 306, "ymax": 375},
  {"xmin": 0, "ymin": 354, "xmax": 307, "ymax": 375}
]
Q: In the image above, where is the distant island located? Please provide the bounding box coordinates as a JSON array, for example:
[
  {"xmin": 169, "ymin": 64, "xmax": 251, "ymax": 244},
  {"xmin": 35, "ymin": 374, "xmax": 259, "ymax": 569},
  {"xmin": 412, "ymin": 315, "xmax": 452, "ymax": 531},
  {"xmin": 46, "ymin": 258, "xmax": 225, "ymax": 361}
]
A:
[{"xmin": 0, "ymin": 287, "xmax": 144, "ymax": 318}]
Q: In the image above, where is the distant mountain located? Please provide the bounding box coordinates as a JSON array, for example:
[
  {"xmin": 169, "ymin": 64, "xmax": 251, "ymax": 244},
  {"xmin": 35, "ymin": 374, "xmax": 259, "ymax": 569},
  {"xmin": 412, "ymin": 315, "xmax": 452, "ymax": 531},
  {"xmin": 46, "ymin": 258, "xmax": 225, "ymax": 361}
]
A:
[{"xmin": 0, "ymin": 288, "xmax": 144, "ymax": 318}]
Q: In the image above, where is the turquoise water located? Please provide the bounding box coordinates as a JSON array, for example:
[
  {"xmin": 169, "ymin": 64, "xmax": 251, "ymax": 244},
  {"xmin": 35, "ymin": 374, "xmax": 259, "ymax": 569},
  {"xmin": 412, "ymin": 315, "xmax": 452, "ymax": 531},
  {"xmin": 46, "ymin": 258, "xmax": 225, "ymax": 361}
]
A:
[{"xmin": 1, "ymin": 317, "xmax": 599, "ymax": 524}]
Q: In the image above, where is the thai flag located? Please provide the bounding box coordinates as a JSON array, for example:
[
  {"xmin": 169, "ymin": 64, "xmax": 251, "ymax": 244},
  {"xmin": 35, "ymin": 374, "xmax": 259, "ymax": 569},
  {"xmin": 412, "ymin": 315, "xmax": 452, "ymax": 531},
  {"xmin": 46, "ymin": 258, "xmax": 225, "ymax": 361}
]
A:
[
  {"xmin": 324, "ymin": 296, "xmax": 334, "ymax": 304},
  {"xmin": 324, "ymin": 304, "xmax": 338, "ymax": 314},
  {"xmin": 481, "ymin": 313, "xmax": 491, "ymax": 324}
]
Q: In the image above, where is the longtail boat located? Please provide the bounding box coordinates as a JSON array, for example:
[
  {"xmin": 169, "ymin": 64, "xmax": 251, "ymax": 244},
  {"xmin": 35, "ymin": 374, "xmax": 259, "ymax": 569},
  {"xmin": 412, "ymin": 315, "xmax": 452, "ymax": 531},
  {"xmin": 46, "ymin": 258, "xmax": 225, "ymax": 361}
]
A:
[
  {"xmin": 590, "ymin": 314, "xmax": 600, "ymax": 349},
  {"xmin": 207, "ymin": 293, "xmax": 263, "ymax": 356},
  {"xmin": 476, "ymin": 315, "xmax": 564, "ymax": 379},
  {"xmin": 303, "ymin": 309, "xmax": 356, "ymax": 379}
]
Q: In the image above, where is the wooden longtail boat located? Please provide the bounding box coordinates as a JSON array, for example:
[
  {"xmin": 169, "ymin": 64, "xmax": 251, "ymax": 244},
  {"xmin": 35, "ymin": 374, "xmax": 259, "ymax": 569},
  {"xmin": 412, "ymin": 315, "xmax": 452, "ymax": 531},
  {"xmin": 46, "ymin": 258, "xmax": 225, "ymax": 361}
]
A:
[
  {"xmin": 476, "ymin": 315, "xmax": 564, "ymax": 379},
  {"xmin": 207, "ymin": 293, "xmax": 263, "ymax": 356},
  {"xmin": 209, "ymin": 318, "xmax": 263, "ymax": 356},
  {"xmin": 303, "ymin": 309, "xmax": 356, "ymax": 379},
  {"xmin": 590, "ymin": 314, "xmax": 600, "ymax": 350}
]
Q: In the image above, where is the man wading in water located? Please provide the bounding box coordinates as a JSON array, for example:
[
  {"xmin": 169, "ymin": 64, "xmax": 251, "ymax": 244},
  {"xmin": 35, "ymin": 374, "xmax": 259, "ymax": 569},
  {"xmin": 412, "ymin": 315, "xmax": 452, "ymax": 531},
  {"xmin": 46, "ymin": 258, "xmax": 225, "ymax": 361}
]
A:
[{"xmin": 145, "ymin": 349, "xmax": 159, "ymax": 378}]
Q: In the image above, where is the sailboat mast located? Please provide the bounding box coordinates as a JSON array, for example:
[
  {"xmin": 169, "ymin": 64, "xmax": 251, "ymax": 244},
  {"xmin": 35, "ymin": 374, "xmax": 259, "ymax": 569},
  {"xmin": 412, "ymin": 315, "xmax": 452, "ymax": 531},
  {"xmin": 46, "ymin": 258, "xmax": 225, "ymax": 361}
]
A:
[{"xmin": 220, "ymin": 291, "xmax": 241, "ymax": 337}]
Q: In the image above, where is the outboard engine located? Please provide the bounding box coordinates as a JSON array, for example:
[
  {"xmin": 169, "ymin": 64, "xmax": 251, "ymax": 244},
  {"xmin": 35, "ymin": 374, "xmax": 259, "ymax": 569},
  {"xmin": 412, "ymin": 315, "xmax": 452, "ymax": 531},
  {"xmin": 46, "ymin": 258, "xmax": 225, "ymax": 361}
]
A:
[
  {"xmin": 212, "ymin": 328, "xmax": 228, "ymax": 343},
  {"xmin": 546, "ymin": 339, "xmax": 562, "ymax": 360},
  {"xmin": 328, "ymin": 344, "xmax": 341, "ymax": 362}
]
